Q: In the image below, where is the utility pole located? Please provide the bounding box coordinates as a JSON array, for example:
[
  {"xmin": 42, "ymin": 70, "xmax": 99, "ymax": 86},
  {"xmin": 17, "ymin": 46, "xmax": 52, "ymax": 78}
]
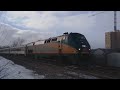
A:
[
  {"xmin": 114, "ymin": 11, "xmax": 117, "ymax": 32},
  {"xmin": 89, "ymin": 11, "xmax": 118, "ymax": 32}
]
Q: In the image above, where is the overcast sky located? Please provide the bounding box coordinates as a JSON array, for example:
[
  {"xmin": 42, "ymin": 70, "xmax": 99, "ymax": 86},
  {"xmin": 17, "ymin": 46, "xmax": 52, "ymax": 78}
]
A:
[{"xmin": 0, "ymin": 11, "xmax": 119, "ymax": 49}]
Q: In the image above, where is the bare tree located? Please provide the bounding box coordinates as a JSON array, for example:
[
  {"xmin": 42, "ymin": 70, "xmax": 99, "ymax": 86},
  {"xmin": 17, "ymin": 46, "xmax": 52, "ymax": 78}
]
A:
[{"xmin": 11, "ymin": 38, "xmax": 25, "ymax": 47}]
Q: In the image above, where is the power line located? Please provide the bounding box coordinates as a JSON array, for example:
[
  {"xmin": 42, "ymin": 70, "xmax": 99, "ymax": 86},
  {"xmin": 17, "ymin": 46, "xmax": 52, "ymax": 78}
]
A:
[
  {"xmin": 0, "ymin": 26, "xmax": 6, "ymax": 42},
  {"xmin": 0, "ymin": 11, "xmax": 10, "ymax": 46},
  {"xmin": 88, "ymin": 11, "xmax": 118, "ymax": 32},
  {"xmin": 88, "ymin": 11, "xmax": 106, "ymax": 17},
  {"xmin": 0, "ymin": 11, "xmax": 18, "ymax": 47},
  {"xmin": 0, "ymin": 11, "xmax": 28, "ymax": 48},
  {"xmin": 0, "ymin": 30, "xmax": 9, "ymax": 45},
  {"xmin": 0, "ymin": 12, "xmax": 6, "ymax": 41}
]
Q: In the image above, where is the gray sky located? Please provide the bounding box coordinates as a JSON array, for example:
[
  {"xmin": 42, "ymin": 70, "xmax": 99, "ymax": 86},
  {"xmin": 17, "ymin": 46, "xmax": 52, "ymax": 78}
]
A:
[{"xmin": 0, "ymin": 11, "xmax": 119, "ymax": 49}]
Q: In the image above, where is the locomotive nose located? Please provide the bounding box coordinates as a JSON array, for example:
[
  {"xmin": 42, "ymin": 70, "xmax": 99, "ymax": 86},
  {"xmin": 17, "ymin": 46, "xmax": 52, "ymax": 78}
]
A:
[{"xmin": 78, "ymin": 47, "xmax": 90, "ymax": 55}]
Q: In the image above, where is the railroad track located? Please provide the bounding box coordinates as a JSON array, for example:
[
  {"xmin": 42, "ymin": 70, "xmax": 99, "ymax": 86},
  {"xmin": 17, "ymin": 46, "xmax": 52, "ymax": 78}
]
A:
[
  {"xmin": 2, "ymin": 55, "xmax": 120, "ymax": 79},
  {"xmin": 64, "ymin": 65, "xmax": 120, "ymax": 79}
]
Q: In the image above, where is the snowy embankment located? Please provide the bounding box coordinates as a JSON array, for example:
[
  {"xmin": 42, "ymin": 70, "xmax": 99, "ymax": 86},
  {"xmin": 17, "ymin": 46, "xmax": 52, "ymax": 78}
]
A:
[{"xmin": 0, "ymin": 56, "xmax": 45, "ymax": 79}]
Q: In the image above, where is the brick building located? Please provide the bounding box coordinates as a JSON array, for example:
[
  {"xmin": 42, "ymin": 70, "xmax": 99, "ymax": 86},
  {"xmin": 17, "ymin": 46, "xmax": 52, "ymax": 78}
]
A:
[{"xmin": 105, "ymin": 31, "xmax": 120, "ymax": 49}]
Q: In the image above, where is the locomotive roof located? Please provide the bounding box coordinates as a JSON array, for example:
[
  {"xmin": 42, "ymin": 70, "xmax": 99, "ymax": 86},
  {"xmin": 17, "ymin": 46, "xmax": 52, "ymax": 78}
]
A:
[
  {"xmin": 45, "ymin": 32, "xmax": 83, "ymax": 40},
  {"xmin": 0, "ymin": 46, "xmax": 25, "ymax": 50},
  {"xmin": 57, "ymin": 32, "xmax": 83, "ymax": 37}
]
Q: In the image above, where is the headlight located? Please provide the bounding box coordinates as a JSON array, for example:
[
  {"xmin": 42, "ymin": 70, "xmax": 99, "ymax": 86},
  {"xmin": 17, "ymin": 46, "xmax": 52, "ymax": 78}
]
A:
[
  {"xmin": 79, "ymin": 48, "xmax": 81, "ymax": 50},
  {"xmin": 89, "ymin": 49, "xmax": 91, "ymax": 50}
]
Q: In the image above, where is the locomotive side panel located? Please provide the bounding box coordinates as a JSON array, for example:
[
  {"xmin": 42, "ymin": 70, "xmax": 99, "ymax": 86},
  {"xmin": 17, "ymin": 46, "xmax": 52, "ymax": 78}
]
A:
[
  {"xmin": 34, "ymin": 44, "xmax": 58, "ymax": 54},
  {"xmin": 27, "ymin": 42, "xmax": 78, "ymax": 55},
  {"xmin": 26, "ymin": 42, "xmax": 78, "ymax": 62}
]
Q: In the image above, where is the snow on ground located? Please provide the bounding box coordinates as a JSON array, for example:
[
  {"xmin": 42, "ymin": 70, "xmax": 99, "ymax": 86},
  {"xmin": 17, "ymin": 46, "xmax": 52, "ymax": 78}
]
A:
[{"xmin": 0, "ymin": 56, "xmax": 45, "ymax": 79}]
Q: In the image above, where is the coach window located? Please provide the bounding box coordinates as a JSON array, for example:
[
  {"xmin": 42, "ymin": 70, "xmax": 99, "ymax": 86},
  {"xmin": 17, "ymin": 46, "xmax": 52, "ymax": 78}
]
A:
[
  {"xmin": 45, "ymin": 40, "xmax": 46, "ymax": 43},
  {"xmin": 51, "ymin": 38, "xmax": 57, "ymax": 42},
  {"xmin": 45, "ymin": 39, "xmax": 50, "ymax": 43},
  {"xmin": 48, "ymin": 39, "xmax": 50, "ymax": 43}
]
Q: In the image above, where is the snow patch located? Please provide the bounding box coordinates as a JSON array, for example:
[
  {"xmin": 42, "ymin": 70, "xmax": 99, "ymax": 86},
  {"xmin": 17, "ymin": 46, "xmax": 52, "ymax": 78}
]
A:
[{"xmin": 0, "ymin": 56, "xmax": 45, "ymax": 79}]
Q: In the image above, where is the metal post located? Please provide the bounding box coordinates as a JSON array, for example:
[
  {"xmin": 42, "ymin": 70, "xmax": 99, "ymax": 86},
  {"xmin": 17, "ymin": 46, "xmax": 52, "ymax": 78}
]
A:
[{"xmin": 114, "ymin": 11, "xmax": 117, "ymax": 31}]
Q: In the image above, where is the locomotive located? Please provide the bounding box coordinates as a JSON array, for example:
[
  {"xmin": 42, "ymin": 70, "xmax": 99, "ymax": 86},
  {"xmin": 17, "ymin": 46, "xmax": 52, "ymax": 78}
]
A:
[{"xmin": 0, "ymin": 32, "xmax": 91, "ymax": 65}]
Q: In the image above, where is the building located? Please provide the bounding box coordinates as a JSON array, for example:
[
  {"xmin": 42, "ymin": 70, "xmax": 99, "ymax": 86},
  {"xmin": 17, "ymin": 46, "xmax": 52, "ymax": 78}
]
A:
[{"xmin": 105, "ymin": 31, "xmax": 120, "ymax": 49}]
